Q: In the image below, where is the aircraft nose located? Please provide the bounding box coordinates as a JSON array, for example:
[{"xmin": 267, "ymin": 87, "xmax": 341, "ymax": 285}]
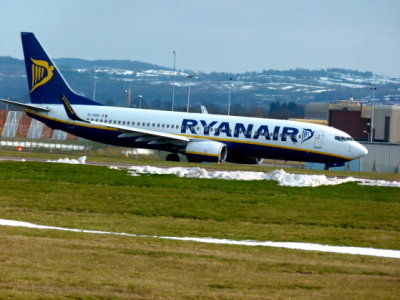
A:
[{"xmin": 353, "ymin": 142, "xmax": 368, "ymax": 159}]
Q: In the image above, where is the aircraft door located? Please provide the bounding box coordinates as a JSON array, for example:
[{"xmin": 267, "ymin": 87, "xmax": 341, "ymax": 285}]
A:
[{"xmin": 314, "ymin": 131, "xmax": 323, "ymax": 148}]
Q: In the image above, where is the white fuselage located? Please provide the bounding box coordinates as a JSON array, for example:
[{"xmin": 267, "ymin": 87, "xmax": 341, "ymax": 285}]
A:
[{"xmin": 29, "ymin": 104, "xmax": 368, "ymax": 165}]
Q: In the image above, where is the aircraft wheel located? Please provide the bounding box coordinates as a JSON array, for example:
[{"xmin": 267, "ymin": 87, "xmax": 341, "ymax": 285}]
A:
[{"xmin": 166, "ymin": 153, "xmax": 180, "ymax": 162}]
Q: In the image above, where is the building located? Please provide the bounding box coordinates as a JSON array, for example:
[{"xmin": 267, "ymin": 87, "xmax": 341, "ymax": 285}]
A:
[
  {"xmin": 305, "ymin": 99, "xmax": 400, "ymax": 143},
  {"xmin": 360, "ymin": 142, "xmax": 400, "ymax": 173},
  {"xmin": 328, "ymin": 99, "xmax": 371, "ymax": 141},
  {"xmin": 307, "ymin": 142, "xmax": 400, "ymax": 173},
  {"xmin": 373, "ymin": 105, "xmax": 400, "ymax": 143},
  {"xmin": 0, "ymin": 110, "xmax": 77, "ymax": 141},
  {"xmin": 304, "ymin": 103, "xmax": 329, "ymax": 120}
]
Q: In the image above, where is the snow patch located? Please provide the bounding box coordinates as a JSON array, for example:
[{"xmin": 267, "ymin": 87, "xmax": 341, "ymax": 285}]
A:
[
  {"xmin": 143, "ymin": 69, "xmax": 189, "ymax": 77},
  {"xmin": 0, "ymin": 219, "xmax": 398, "ymax": 259},
  {"xmin": 46, "ymin": 156, "xmax": 87, "ymax": 164},
  {"xmin": 126, "ymin": 166, "xmax": 400, "ymax": 188},
  {"xmin": 240, "ymin": 85, "xmax": 254, "ymax": 90},
  {"xmin": 122, "ymin": 149, "xmax": 155, "ymax": 156}
]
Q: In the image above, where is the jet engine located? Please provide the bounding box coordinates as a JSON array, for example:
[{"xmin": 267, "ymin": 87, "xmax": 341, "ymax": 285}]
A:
[{"xmin": 184, "ymin": 140, "xmax": 227, "ymax": 163}]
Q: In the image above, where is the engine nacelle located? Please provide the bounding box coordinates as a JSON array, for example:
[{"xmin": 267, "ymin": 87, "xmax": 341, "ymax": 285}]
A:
[
  {"xmin": 226, "ymin": 155, "xmax": 264, "ymax": 165},
  {"xmin": 184, "ymin": 140, "xmax": 227, "ymax": 163}
]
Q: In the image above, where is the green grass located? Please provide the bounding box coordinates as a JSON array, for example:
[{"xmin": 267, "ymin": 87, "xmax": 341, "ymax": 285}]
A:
[
  {"xmin": 2, "ymin": 149, "xmax": 400, "ymax": 181},
  {"xmin": 1, "ymin": 161, "xmax": 399, "ymax": 248},
  {"xmin": 0, "ymin": 161, "xmax": 399, "ymax": 299}
]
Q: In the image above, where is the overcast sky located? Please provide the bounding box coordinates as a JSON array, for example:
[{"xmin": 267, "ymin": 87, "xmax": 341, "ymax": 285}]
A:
[{"xmin": 1, "ymin": 0, "xmax": 399, "ymax": 77}]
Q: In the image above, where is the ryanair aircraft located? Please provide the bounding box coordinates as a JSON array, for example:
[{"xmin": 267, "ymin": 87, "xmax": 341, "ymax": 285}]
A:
[{"xmin": 1, "ymin": 33, "xmax": 368, "ymax": 168}]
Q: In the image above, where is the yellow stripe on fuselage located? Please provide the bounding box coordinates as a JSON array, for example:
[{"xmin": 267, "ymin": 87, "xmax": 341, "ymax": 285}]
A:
[{"xmin": 26, "ymin": 109, "xmax": 119, "ymax": 131}]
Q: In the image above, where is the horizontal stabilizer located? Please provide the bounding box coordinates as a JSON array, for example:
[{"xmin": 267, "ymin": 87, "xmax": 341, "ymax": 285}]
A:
[{"xmin": 0, "ymin": 98, "xmax": 50, "ymax": 112}]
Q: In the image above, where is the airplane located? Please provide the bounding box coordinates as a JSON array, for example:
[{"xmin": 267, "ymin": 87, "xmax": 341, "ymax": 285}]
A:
[{"xmin": 0, "ymin": 32, "xmax": 368, "ymax": 168}]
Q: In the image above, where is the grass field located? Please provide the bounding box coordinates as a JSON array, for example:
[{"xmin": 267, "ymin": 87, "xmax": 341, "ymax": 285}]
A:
[
  {"xmin": 0, "ymin": 160, "xmax": 399, "ymax": 299},
  {"xmin": 2, "ymin": 149, "xmax": 400, "ymax": 180}
]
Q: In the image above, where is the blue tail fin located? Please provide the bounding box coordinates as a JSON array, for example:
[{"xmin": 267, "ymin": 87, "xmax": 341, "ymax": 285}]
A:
[{"xmin": 21, "ymin": 32, "xmax": 102, "ymax": 106}]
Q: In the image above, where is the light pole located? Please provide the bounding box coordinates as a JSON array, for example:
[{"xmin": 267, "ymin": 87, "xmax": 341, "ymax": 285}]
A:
[
  {"xmin": 370, "ymin": 87, "xmax": 376, "ymax": 142},
  {"xmin": 186, "ymin": 75, "xmax": 193, "ymax": 112},
  {"xmin": 138, "ymin": 95, "xmax": 143, "ymax": 109},
  {"xmin": 125, "ymin": 86, "xmax": 132, "ymax": 107},
  {"xmin": 227, "ymin": 77, "xmax": 233, "ymax": 115},
  {"xmin": 93, "ymin": 67, "xmax": 98, "ymax": 101},
  {"xmin": 171, "ymin": 50, "xmax": 178, "ymax": 111},
  {"xmin": 363, "ymin": 130, "xmax": 370, "ymax": 142}
]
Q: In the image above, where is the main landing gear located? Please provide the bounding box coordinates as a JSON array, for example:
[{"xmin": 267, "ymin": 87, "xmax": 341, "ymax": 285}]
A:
[{"xmin": 166, "ymin": 153, "xmax": 180, "ymax": 162}]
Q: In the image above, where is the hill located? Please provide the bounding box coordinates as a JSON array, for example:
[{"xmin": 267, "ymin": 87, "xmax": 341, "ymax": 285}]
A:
[{"xmin": 1, "ymin": 56, "xmax": 399, "ymax": 116}]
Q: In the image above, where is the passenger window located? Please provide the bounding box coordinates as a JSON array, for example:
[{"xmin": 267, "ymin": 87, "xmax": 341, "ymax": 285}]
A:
[{"xmin": 122, "ymin": 121, "xmax": 125, "ymax": 125}]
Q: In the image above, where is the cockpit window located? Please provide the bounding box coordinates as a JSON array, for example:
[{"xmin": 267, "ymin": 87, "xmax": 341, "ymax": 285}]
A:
[{"xmin": 335, "ymin": 136, "xmax": 353, "ymax": 142}]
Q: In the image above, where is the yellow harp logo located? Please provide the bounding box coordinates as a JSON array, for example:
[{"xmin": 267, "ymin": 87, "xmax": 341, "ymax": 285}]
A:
[{"xmin": 30, "ymin": 58, "xmax": 55, "ymax": 93}]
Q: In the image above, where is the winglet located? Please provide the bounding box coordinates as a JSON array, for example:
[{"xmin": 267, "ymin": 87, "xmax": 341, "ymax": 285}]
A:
[{"xmin": 60, "ymin": 94, "xmax": 88, "ymax": 123}]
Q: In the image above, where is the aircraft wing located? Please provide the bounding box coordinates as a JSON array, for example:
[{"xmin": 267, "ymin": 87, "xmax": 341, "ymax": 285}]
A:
[
  {"xmin": 90, "ymin": 121, "xmax": 191, "ymax": 143},
  {"xmin": 59, "ymin": 94, "xmax": 190, "ymax": 144},
  {"xmin": 0, "ymin": 98, "xmax": 50, "ymax": 112}
]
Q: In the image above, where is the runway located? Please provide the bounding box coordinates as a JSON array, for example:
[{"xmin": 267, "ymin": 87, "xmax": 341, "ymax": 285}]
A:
[{"xmin": 0, "ymin": 154, "xmax": 133, "ymax": 169}]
